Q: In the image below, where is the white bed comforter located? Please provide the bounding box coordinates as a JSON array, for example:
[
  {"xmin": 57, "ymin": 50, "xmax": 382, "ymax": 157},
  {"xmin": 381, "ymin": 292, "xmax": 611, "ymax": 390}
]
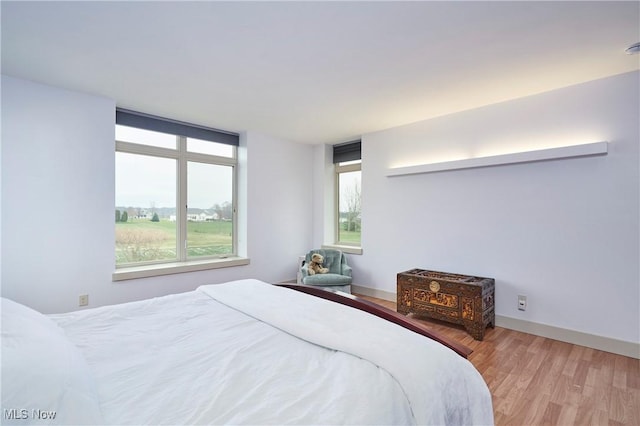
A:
[{"xmin": 51, "ymin": 279, "xmax": 493, "ymax": 425}]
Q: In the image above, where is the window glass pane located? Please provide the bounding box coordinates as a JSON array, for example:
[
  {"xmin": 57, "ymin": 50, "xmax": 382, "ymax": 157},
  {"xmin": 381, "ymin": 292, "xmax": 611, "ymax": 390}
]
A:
[
  {"xmin": 187, "ymin": 137, "xmax": 234, "ymax": 157},
  {"xmin": 116, "ymin": 125, "xmax": 177, "ymax": 149},
  {"xmin": 115, "ymin": 152, "xmax": 177, "ymax": 264},
  {"xmin": 187, "ymin": 162, "xmax": 234, "ymax": 258},
  {"xmin": 338, "ymin": 170, "xmax": 361, "ymax": 244}
]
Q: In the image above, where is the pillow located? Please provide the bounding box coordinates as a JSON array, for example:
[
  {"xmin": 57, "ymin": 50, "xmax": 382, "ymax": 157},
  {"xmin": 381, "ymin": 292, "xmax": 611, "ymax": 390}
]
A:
[{"xmin": 1, "ymin": 298, "xmax": 103, "ymax": 425}]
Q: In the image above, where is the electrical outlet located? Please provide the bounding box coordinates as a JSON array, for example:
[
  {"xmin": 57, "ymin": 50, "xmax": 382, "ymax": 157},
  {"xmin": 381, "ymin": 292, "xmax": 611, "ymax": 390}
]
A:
[
  {"xmin": 79, "ymin": 294, "xmax": 89, "ymax": 307},
  {"xmin": 518, "ymin": 295, "xmax": 527, "ymax": 311}
]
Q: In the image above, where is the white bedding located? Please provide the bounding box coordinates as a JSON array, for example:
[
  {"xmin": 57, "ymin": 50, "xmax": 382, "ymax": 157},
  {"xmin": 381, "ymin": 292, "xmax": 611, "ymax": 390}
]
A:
[{"xmin": 6, "ymin": 279, "xmax": 493, "ymax": 425}]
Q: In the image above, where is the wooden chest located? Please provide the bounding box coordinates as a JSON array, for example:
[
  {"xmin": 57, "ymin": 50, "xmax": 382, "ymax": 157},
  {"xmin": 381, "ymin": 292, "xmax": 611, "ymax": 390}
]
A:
[{"xmin": 397, "ymin": 268, "xmax": 495, "ymax": 340}]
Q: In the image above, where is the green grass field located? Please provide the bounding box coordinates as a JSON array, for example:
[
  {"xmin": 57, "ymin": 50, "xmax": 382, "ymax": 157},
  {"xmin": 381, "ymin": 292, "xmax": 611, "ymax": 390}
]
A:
[
  {"xmin": 338, "ymin": 230, "xmax": 361, "ymax": 244},
  {"xmin": 116, "ymin": 218, "xmax": 361, "ymax": 265},
  {"xmin": 115, "ymin": 219, "xmax": 233, "ymax": 264}
]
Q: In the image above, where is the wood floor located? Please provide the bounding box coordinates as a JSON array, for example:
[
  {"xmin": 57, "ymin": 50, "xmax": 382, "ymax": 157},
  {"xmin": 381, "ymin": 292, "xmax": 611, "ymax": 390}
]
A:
[{"xmin": 356, "ymin": 294, "xmax": 640, "ymax": 426}]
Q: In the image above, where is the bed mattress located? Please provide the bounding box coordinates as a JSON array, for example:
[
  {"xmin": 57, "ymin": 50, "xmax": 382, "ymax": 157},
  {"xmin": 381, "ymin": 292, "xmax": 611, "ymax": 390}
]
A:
[{"xmin": 4, "ymin": 279, "xmax": 493, "ymax": 425}]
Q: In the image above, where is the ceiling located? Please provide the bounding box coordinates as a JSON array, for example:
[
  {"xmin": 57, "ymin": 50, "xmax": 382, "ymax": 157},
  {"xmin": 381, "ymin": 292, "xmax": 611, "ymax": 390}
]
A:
[{"xmin": 2, "ymin": 1, "xmax": 639, "ymax": 145}]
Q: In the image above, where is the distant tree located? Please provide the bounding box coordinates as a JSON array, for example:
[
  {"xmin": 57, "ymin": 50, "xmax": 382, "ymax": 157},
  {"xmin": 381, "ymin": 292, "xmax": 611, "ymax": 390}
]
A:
[
  {"xmin": 151, "ymin": 213, "xmax": 160, "ymax": 222},
  {"xmin": 343, "ymin": 181, "xmax": 361, "ymax": 232},
  {"xmin": 121, "ymin": 211, "xmax": 128, "ymax": 223},
  {"xmin": 212, "ymin": 203, "xmax": 222, "ymax": 220},
  {"xmin": 115, "ymin": 209, "xmax": 121, "ymax": 223},
  {"xmin": 221, "ymin": 201, "xmax": 233, "ymax": 220}
]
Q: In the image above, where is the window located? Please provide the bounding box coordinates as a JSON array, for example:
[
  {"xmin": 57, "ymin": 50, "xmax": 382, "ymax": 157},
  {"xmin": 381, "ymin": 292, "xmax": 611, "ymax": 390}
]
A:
[
  {"xmin": 334, "ymin": 141, "xmax": 362, "ymax": 246},
  {"xmin": 115, "ymin": 109, "xmax": 239, "ymax": 272}
]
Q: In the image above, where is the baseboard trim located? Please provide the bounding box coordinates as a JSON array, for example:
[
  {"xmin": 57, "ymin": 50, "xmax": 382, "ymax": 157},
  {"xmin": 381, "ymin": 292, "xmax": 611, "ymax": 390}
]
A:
[
  {"xmin": 352, "ymin": 285, "xmax": 396, "ymax": 302},
  {"xmin": 496, "ymin": 315, "xmax": 639, "ymax": 359},
  {"xmin": 352, "ymin": 285, "xmax": 639, "ymax": 359}
]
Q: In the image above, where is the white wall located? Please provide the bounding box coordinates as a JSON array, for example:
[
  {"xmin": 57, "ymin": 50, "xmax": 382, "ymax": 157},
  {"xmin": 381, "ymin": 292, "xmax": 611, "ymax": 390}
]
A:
[
  {"xmin": 350, "ymin": 71, "xmax": 639, "ymax": 345},
  {"xmin": 312, "ymin": 143, "xmax": 335, "ymax": 245},
  {"xmin": 1, "ymin": 76, "xmax": 313, "ymax": 313},
  {"xmin": 242, "ymin": 130, "xmax": 314, "ymax": 280}
]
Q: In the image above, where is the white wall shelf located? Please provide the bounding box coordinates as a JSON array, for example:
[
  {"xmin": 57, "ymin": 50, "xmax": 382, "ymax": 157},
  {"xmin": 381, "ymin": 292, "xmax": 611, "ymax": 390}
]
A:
[{"xmin": 386, "ymin": 141, "xmax": 608, "ymax": 177}]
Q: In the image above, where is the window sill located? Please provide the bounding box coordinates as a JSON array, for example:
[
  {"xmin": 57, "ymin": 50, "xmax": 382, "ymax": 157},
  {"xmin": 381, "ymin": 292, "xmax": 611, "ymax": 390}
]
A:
[
  {"xmin": 321, "ymin": 244, "xmax": 363, "ymax": 255},
  {"xmin": 112, "ymin": 257, "xmax": 250, "ymax": 281}
]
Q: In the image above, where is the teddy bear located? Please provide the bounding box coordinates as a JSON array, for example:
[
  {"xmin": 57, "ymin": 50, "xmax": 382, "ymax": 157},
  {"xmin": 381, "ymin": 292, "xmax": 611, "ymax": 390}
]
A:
[{"xmin": 307, "ymin": 253, "xmax": 329, "ymax": 275}]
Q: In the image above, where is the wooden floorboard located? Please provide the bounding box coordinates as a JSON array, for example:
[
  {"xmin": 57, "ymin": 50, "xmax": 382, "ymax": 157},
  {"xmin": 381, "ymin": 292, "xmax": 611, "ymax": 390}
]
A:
[{"xmin": 356, "ymin": 294, "xmax": 640, "ymax": 426}]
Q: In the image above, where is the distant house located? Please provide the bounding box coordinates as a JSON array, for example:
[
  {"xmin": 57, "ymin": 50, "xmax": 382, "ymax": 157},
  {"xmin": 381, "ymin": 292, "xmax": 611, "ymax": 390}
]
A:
[
  {"xmin": 135, "ymin": 209, "xmax": 152, "ymax": 220},
  {"xmin": 186, "ymin": 209, "xmax": 218, "ymax": 222}
]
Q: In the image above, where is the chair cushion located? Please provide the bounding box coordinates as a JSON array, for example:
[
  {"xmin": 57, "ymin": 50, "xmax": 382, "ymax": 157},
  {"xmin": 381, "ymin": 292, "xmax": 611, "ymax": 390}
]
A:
[{"xmin": 303, "ymin": 273, "xmax": 353, "ymax": 286}]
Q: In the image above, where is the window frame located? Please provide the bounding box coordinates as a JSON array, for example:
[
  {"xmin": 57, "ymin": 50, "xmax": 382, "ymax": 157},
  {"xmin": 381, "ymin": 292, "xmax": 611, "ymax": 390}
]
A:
[{"xmin": 113, "ymin": 124, "xmax": 247, "ymax": 281}]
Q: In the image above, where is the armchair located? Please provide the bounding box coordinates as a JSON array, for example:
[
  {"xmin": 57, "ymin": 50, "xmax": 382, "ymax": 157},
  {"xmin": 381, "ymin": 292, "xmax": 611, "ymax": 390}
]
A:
[{"xmin": 300, "ymin": 249, "xmax": 352, "ymax": 293}]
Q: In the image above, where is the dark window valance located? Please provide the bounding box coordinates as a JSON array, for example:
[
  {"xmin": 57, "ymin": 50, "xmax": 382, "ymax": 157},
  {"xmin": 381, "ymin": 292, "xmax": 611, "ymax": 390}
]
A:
[
  {"xmin": 116, "ymin": 108, "xmax": 239, "ymax": 146},
  {"xmin": 333, "ymin": 140, "xmax": 361, "ymax": 163}
]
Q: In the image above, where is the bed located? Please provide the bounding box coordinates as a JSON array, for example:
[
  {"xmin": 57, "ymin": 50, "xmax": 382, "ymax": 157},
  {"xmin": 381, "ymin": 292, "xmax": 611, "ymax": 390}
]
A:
[{"xmin": 2, "ymin": 279, "xmax": 493, "ymax": 425}]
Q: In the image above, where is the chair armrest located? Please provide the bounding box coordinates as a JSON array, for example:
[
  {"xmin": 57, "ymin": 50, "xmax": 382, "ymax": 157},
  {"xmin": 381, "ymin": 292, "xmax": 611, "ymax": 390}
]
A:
[
  {"xmin": 300, "ymin": 264, "xmax": 310, "ymax": 278},
  {"xmin": 341, "ymin": 264, "xmax": 352, "ymax": 277}
]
